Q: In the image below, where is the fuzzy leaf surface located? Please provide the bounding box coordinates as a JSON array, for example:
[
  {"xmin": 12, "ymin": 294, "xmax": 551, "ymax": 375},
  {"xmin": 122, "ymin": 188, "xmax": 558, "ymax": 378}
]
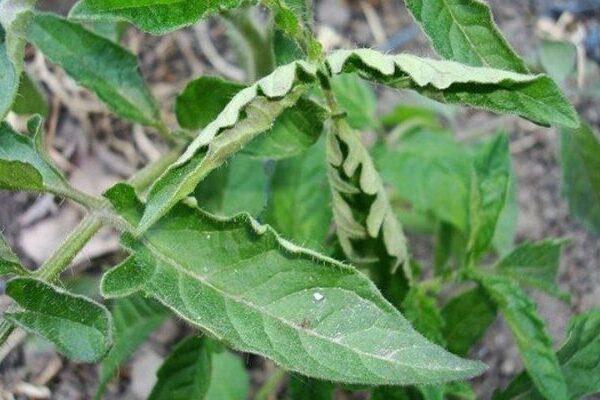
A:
[
  {"xmin": 326, "ymin": 49, "xmax": 578, "ymax": 128},
  {"xmin": 495, "ymin": 239, "xmax": 569, "ymax": 300},
  {"xmin": 97, "ymin": 295, "xmax": 168, "ymax": 398},
  {"xmin": 404, "ymin": 0, "xmax": 528, "ymax": 72},
  {"xmin": 0, "ymin": 232, "xmax": 28, "ymax": 276},
  {"xmin": 69, "ymin": 0, "xmax": 249, "ymax": 35},
  {"xmin": 5, "ymin": 277, "xmax": 112, "ymax": 362},
  {"xmin": 560, "ymin": 123, "xmax": 600, "ymax": 236},
  {"xmin": 138, "ymin": 61, "xmax": 317, "ymax": 233},
  {"xmin": 481, "ymin": 275, "xmax": 568, "ymax": 400},
  {"xmin": 0, "ymin": 119, "xmax": 72, "ymax": 195},
  {"xmin": 27, "ymin": 13, "xmax": 161, "ymax": 127},
  {"xmin": 496, "ymin": 309, "xmax": 600, "ymax": 399},
  {"xmin": 102, "ymin": 186, "xmax": 485, "ymax": 386},
  {"xmin": 0, "ymin": 0, "xmax": 35, "ymax": 119}
]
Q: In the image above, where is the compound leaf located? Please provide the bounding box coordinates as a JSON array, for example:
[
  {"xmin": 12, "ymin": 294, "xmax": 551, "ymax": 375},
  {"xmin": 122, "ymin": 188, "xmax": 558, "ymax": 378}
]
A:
[
  {"xmin": 149, "ymin": 336, "xmax": 212, "ymax": 400},
  {"xmin": 102, "ymin": 187, "xmax": 485, "ymax": 386},
  {"xmin": 0, "ymin": 119, "xmax": 72, "ymax": 196},
  {"xmin": 4, "ymin": 277, "xmax": 112, "ymax": 363},
  {"xmin": 0, "ymin": 0, "xmax": 35, "ymax": 119},
  {"xmin": 560, "ymin": 123, "xmax": 600, "ymax": 236},
  {"xmin": 69, "ymin": 0, "xmax": 250, "ymax": 35},
  {"xmin": 326, "ymin": 49, "xmax": 578, "ymax": 128},
  {"xmin": 97, "ymin": 295, "xmax": 168, "ymax": 398},
  {"xmin": 481, "ymin": 275, "xmax": 568, "ymax": 400},
  {"xmin": 495, "ymin": 239, "xmax": 569, "ymax": 300},
  {"xmin": 27, "ymin": 13, "xmax": 161, "ymax": 128},
  {"xmin": 405, "ymin": 0, "xmax": 528, "ymax": 73},
  {"xmin": 138, "ymin": 61, "xmax": 317, "ymax": 233}
]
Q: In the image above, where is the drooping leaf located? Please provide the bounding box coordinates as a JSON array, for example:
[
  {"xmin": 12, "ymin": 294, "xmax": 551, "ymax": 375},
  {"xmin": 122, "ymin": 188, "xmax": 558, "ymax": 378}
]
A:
[
  {"xmin": 402, "ymin": 286, "xmax": 445, "ymax": 345},
  {"xmin": 0, "ymin": 0, "xmax": 35, "ymax": 119},
  {"xmin": 4, "ymin": 277, "xmax": 112, "ymax": 362},
  {"xmin": 327, "ymin": 119, "xmax": 409, "ymax": 276},
  {"xmin": 480, "ymin": 275, "xmax": 568, "ymax": 400},
  {"xmin": 289, "ymin": 375, "xmax": 334, "ymax": 400},
  {"xmin": 102, "ymin": 186, "xmax": 485, "ymax": 386},
  {"xmin": 560, "ymin": 123, "xmax": 600, "ymax": 236},
  {"xmin": 69, "ymin": 0, "xmax": 251, "ymax": 35},
  {"xmin": 205, "ymin": 348, "xmax": 249, "ymax": 400},
  {"xmin": 97, "ymin": 295, "xmax": 168, "ymax": 398},
  {"xmin": 11, "ymin": 72, "xmax": 48, "ymax": 116},
  {"xmin": 148, "ymin": 336, "xmax": 212, "ymax": 400},
  {"xmin": 495, "ymin": 239, "xmax": 569, "ymax": 300},
  {"xmin": 373, "ymin": 129, "xmax": 472, "ymax": 231},
  {"xmin": 137, "ymin": 61, "xmax": 317, "ymax": 233},
  {"xmin": 0, "ymin": 119, "xmax": 71, "ymax": 195},
  {"xmin": 27, "ymin": 13, "xmax": 162, "ymax": 128},
  {"xmin": 0, "ymin": 232, "xmax": 29, "ymax": 276},
  {"xmin": 194, "ymin": 154, "xmax": 268, "ymax": 217},
  {"xmin": 265, "ymin": 138, "xmax": 332, "ymax": 250},
  {"xmin": 495, "ymin": 309, "xmax": 600, "ymax": 400},
  {"xmin": 539, "ymin": 40, "xmax": 577, "ymax": 83},
  {"xmin": 176, "ymin": 76, "xmax": 246, "ymax": 131},
  {"xmin": 330, "ymin": 73, "xmax": 377, "ymax": 130},
  {"xmin": 467, "ymin": 133, "xmax": 511, "ymax": 262},
  {"xmin": 404, "ymin": 0, "xmax": 528, "ymax": 73},
  {"xmin": 326, "ymin": 49, "xmax": 578, "ymax": 128},
  {"xmin": 441, "ymin": 287, "xmax": 497, "ymax": 356}
]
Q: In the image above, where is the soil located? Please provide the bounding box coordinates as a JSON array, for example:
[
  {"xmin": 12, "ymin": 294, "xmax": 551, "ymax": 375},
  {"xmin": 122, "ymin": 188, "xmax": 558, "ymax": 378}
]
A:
[{"xmin": 1, "ymin": 0, "xmax": 599, "ymax": 399}]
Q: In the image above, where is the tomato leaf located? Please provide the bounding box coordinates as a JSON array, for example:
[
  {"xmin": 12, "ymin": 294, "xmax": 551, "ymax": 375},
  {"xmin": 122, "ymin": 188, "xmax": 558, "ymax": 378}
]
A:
[{"xmin": 0, "ymin": 232, "xmax": 29, "ymax": 276}]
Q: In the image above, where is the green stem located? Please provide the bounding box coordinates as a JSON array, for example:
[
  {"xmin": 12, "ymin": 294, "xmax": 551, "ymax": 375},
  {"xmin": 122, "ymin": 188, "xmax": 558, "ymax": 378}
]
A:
[{"xmin": 255, "ymin": 367, "xmax": 286, "ymax": 400}]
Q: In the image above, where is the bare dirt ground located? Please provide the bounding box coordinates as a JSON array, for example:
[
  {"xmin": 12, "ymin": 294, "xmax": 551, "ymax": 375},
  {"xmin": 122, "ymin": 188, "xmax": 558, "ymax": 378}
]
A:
[{"xmin": 0, "ymin": 0, "xmax": 599, "ymax": 399}]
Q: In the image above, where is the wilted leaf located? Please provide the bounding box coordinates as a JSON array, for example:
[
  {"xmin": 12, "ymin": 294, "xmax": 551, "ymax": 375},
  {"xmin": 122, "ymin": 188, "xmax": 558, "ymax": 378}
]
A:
[
  {"xmin": 481, "ymin": 275, "xmax": 568, "ymax": 400},
  {"xmin": 5, "ymin": 277, "xmax": 112, "ymax": 362},
  {"xmin": 405, "ymin": 0, "xmax": 528, "ymax": 72},
  {"xmin": 102, "ymin": 186, "xmax": 485, "ymax": 386},
  {"xmin": 97, "ymin": 295, "xmax": 168, "ymax": 398},
  {"xmin": 441, "ymin": 287, "xmax": 497, "ymax": 356},
  {"xmin": 0, "ymin": 0, "xmax": 35, "ymax": 119},
  {"xmin": 69, "ymin": 0, "xmax": 249, "ymax": 35},
  {"xmin": 495, "ymin": 239, "xmax": 569, "ymax": 300},
  {"xmin": 560, "ymin": 123, "xmax": 600, "ymax": 236},
  {"xmin": 27, "ymin": 13, "xmax": 161, "ymax": 127},
  {"xmin": 326, "ymin": 49, "xmax": 578, "ymax": 128}
]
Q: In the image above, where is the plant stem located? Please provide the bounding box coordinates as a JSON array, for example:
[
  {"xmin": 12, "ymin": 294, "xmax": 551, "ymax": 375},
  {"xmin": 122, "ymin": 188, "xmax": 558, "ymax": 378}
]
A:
[{"xmin": 255, "ymin": 367, "xmax": 286, "ymax": 400}]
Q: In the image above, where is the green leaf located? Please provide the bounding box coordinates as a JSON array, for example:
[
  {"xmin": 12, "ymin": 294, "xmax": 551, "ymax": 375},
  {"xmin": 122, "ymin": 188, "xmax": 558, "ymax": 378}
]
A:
[
  {"xmin": 176, "ymin": 76, "xmax": 246, "ymax": 131},
  {"xmin": 467, "ymin": 133, "xmax": 511, "ymax": 261},
  {"xmin": 69, "ymin": 0, "xmax": 249, "ymax": 35},
  {"xmin": 402, "ymin": 287, "xmax": 445, "ymax": 345},
  {"xmin": 374, "ymin": 129, "xmax": 472, "ymax": 231},
  {"xmin": 495, "ymin": 309, "xmax": 600, "ymax": 400},
  {"xmin": 194, "ymin": 154, "xmax": 268, "ymax": 217},
  {"xmin": 102, "ymin": 187, "xmax": 485, "ymax": 386},
  {"xmin": 480, "ymin": 275, "xmax": 568, "ymax": 400},
  {"xmin": 0, "ymin": 231, "xmax": 29, "ymax": 276},
  {"xmin": 149, "ymin": 336, "xmax": 212, "ymax": 400},
  {"xmin": 441, "ymin": 287, "xmax": 497, "ymax": 356},
  {"xmin": 97, "ymin": 295, "xmax": 168, "ymax": 398},
  {"xmin": 405, "ymin": 0, "xmax": 528, "ymax": 73},
  {"xmin": 495, "ymin": 239, "xmax": 569, "ymax": 300},
  {"xmin": 27, "ymin": 13, "xmax": 161, "ymax": 127},
  {"xmin": 4, "ymin": 277, "xmax": 113, "ymax": 362},
  {"xmin": 327, "ymin": 119, "xmax": 409, "ymax": 274},
  {"xmin": 326, "ymin": 49, "xmax": 579, "ymax": 128},
  {"xmin": 289, "ymin": 375, "xmax": 334, "ymax": 400},
  {"xmin": 560, "ymin": 123, "xmax": 600, "ymax": 236},
  {"xmin": 492, "ymin": 167, "xmax": 518, "ymax": 256},
  {"xmin": 243, "ymin": 97, "xmax": 326, "ymax": 160},
  {"xmin": 11, "ymin": 72, "xmax": 49, "ymax": 116},
  {"xmin": 539, "ymin": 40, "xmax": 577, "ymax": 83},
  {"xmin": 0, "ymin": 119, "xmax": 71, "ymax": 195},
  {"xmin": 330, "ymin": 73, "xmax": 377, "ymax": 130},
  {"xmin": 0, "ymin": 0, "xmax": 35, "ymax": 119},
  {"xmin": 205, "ymin": 348, "xmax": 249, "ymax": 400},
  {"xmin": 265, "ymin": 138, "xmax": 332, "ymax": 250},
  {"xmin": 138, "ymin": 61, "xmax": 317, "ymax": 233}
]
